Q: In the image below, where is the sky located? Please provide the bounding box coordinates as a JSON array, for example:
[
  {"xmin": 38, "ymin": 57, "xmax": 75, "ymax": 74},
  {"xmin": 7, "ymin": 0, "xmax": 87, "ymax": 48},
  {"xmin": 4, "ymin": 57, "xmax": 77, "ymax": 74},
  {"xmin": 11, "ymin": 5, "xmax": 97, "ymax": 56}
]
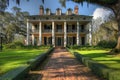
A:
[{"xmin": 5, "ymin": 0, "xmax": 112, "ymax": 19}]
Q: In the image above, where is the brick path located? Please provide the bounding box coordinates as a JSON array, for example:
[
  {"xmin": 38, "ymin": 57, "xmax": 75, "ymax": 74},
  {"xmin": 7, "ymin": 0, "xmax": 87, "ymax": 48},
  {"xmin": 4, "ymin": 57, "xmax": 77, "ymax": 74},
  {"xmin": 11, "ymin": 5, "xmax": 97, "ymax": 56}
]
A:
[{"xmin": 36, "ymin": 48, "xmax": 101, "ymax": 80}]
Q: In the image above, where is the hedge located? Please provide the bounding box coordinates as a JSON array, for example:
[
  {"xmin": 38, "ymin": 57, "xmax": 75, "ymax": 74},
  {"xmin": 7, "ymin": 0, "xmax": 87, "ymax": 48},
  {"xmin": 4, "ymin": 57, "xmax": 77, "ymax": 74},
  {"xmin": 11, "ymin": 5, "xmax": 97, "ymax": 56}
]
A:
[
  {"xmin": 67, "ymin": 48, "xmax": 120, "ymax": 80},
  {"xmin": 0, "ymin": 47, "xmax": 54, "ymax": 80},
  {"xmin": 0, "ymin": 65, "xmax": 30, "ymax": 80}
]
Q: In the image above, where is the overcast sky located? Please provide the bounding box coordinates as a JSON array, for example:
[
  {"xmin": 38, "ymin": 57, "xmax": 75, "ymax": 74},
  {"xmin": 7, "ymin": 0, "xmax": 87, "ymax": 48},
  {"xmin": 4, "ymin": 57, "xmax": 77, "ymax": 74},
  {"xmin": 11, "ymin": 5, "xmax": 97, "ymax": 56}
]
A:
[{"xmin": 5, "ymin": 0, "xmax": 112, "ymax": 19}]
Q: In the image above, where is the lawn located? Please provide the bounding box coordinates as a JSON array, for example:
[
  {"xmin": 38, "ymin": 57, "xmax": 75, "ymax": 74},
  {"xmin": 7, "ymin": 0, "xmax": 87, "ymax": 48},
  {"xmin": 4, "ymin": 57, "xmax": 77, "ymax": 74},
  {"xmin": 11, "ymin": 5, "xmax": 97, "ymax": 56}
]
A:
[
  {"xmin": 74, "ymin": 49, "xmax": 120, "ymax": 70},
  {"xmin": 0, "ymin": 48, "xmax": 49, "ymax": 76}
]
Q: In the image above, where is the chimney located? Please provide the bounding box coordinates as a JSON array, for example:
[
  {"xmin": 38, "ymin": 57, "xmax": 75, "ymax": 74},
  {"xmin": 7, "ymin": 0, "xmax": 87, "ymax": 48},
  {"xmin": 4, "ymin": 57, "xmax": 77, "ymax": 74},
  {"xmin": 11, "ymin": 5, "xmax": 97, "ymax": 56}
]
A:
[
  {"xmin": 39, "ymin": 5, "xmax": 44, "ymax": 15},
  {"xmin": 46, "ymin": 8, "xmax": 51, "ymax": 15},
  {"xmin": 74, "ymin": 5, "xmax": 79, "ymax": 15},
  {"xmin": 67, "ymin": 8, "xmax": 72, "ymax": 15},
  {"xmin": 56, "ymin": 8, "xmax": 61, "ymax": 15}
]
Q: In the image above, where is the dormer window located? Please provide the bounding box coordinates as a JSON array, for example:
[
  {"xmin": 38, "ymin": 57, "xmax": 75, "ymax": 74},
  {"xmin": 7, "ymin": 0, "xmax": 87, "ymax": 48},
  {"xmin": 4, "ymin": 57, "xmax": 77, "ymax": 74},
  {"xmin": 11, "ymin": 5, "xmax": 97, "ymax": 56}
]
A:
[
  {"xmin": 46, "ymin": 8, "xmax": 51, "ymax": 15},
  {"xmin": 56, "ymin": 8, "xmax": 61, "ymax": 15},
  {"xmin": 67, "ymin": 8, "xmax": 72, "ymax": 15}
]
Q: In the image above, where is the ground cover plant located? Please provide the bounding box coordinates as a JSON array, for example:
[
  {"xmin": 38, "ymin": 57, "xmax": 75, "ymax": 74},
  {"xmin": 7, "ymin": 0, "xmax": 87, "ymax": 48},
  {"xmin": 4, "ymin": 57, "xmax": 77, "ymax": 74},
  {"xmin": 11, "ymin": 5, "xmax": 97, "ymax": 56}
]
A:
[
  {"xmin": 74, "ymin": 48, "xmax": 120, "ymax": 70},
  {"xmin": 0, "ymin": 46, "xmax": 49, "ymax": 76}
]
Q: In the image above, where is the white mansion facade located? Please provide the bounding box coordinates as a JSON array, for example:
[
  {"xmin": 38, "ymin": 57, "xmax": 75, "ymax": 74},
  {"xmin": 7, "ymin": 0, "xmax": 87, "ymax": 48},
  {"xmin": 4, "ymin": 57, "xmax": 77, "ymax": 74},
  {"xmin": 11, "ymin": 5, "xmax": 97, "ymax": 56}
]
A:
[{"xmin": 26, "ymin": 5, "xmax": 92, "ymax": 47}]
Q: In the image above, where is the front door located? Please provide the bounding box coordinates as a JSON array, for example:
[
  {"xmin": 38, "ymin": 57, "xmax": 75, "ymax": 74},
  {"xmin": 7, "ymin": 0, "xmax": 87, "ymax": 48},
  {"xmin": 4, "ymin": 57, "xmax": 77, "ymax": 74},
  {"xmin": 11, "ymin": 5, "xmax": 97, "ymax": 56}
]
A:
[{"xmin": 55, "ymin": 37, "xmax": 63, "ymax": 47}]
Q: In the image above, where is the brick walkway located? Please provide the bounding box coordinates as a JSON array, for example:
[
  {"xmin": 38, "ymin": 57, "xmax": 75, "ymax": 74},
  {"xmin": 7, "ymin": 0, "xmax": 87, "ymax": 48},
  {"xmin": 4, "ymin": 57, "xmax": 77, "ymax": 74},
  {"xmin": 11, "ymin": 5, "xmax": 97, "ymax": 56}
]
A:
[{"xmin": 36, "ymin": 48, "xmax": 101, "ymax": 80}]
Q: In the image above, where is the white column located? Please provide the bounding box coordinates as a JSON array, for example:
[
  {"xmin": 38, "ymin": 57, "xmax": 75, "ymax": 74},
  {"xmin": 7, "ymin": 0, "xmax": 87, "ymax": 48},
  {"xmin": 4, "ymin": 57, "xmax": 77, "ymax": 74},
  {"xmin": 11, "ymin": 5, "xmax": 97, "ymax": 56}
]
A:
[
  {"xmin": 52, "ymin": 21, "xmax": 55, "ymax": 47},
  {"xmin": 64, "ymin": 21, "xmax": 67, "ymax": 47},
  {"xmin": 31, "ymin": 24, "xmax": 34, "ymax": 45},
  {"xmin": 39, "ymin": 21, "xmax": 42, "ymax": 46},
  {"xmin": 26, "ymin": 19, "xmax": 29, "ymax": 45},
  {"xmin": 77, "ymin": 21, "xmax": 80, "ymax": 45},
  {"xmin": 32, "ymin": 34, "xmax": 34, "ymax": 45}
]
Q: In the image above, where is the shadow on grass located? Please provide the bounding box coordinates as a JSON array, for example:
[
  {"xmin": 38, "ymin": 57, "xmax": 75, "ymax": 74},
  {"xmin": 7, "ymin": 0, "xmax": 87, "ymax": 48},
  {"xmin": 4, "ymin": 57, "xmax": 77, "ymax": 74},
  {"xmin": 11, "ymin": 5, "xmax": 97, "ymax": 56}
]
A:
[{"xmin": 81, "ymin": 53, "xmax": 107, "ymax": 58}]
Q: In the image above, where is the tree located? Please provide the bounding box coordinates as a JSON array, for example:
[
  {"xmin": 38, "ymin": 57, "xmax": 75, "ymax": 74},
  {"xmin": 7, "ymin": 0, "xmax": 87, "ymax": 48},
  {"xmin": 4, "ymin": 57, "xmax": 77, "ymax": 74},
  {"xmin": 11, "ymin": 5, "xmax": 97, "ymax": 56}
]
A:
[
  {"xmin": 70, "ymin": 0, "xmax": 120, "ymax": 50},
  {"xmin": 0, "ymin": 0, "xmax": 44, "ymax": 13},
  {"xmin": 92, "ymin": 20, "xmax": 118, "ymax": 45},
  {"xmin": 89, "ymin": 17, "xmax": 103, "ymax": 45},
  {"xmin": 0, "ymin": 6, "xmax": 29, "ymax": 43},
  {"xmin": 1, "ymin": 0, "xmax": 120, "ymax": 50}
]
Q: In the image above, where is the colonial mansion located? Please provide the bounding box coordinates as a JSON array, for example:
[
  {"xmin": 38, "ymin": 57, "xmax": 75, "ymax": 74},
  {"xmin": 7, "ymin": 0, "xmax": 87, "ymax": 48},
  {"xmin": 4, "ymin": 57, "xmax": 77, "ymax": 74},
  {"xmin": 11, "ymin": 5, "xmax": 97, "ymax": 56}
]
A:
[{"xmin": 26, "ymin": 5, "xmax": 92, "ymax": 47}]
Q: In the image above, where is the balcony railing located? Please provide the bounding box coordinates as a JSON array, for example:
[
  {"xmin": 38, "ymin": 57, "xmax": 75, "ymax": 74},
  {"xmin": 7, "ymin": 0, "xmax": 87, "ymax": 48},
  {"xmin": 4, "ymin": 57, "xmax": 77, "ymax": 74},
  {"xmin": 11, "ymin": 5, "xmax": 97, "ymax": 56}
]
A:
[
  {"xmin": 31, "ymin": 29, "xmax": 89, "ymax": 34},
  {"xmin": 43, "ymin": 29, "xmax": 52, "ymax": 33},
  {"xmin": 32, "ymin": 29, "xmax": 39, "ymax": 33},
  {"xmin": 56, "ymin": 29, "xmax": 63, "ymax": 33},
  {"xmin": 67, "ymin": 30, "xmax": 77, "ymax": 33},
  {"xmin": 80, "ymin": 30, "xmax": 89, "ymax": 34}
]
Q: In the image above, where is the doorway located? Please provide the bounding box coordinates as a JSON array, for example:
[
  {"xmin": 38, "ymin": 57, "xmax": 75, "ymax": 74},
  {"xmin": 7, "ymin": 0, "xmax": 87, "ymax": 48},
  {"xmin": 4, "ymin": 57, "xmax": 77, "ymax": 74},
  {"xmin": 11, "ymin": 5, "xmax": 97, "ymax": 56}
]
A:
[
  {"xmin": 55, "ymin": 37, "xmax": 63, "ymax": 47},
  {"xmin": 81, "ymin": 37, "xmax": 85, "ymax": 45}
]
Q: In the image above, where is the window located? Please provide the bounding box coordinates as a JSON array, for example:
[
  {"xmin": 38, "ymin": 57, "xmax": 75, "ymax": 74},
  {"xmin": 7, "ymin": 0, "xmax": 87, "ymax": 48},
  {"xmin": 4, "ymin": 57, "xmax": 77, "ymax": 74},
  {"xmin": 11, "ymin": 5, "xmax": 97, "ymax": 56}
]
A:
[
  {"xmin": 44, "ymin": 24, "xmax": 52, "ymax": 29},
  {"xmin": 73, "ymin": 37, "xmax": 76, "ymax": 45},
  {"xmin": 44, "ymin": 37, "xmax": 47, "ymax": 45},
  {"xmin": 56, "ymin": 24, "xmax": 62, "ymax": 32},
  {"xmin": 81, "ymin": 25, "xmax": 85, "ymax": 32},
  {"xmin": 44, "ymin": 37, "xmax": 52, "ymax": 45},
  {"xmin": 67, "ymin": 37, "xmax": 76, "ymax": 45},
  {"xmin": 72, "ymin": 25, "xmax": 76, "ymax": 30},
  {"xmin": 35, "ymin": 24, "xmax": 39, "ymax": 29},
  {"xmin": 48, "ymin": 37, "xmax": 52, "ymax": 45},
  {"xmin": 81, "ymin": 37, "xmax": 85, "ymax": 45}
]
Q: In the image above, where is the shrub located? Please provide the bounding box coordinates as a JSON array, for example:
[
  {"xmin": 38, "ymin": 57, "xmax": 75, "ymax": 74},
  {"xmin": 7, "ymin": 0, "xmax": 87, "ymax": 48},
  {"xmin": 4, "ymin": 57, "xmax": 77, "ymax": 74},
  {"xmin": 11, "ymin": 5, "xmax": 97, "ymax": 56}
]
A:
[
  {"xmin": 67, "ymin": 45, "xmax": 80, "ymax": 49},
  {"xmin": 4, "ymin": 41, "xmax": 24, "ymax": 49},
  {"xmin": 97, "ymin": 40, "xmax": 117, "ymax": 48}
]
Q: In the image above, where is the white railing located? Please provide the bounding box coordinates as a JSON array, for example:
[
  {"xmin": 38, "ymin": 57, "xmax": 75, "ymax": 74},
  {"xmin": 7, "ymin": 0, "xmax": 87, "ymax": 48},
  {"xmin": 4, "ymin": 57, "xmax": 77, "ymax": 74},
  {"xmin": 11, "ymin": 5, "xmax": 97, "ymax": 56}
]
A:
[
  {"xmin": 43, "ymin": 29, "xmax": 52, "ymax": 33},
  {"xmin": 67, "ymin": 30, "xmax": 77, "ymax": 33},
  {"xmin": 56, "ymin": 29, "xmax": 63, "ymax": 33},
  {"xmin": 32, "ymin": 29, "xmax": 39, "ymax": 33}
]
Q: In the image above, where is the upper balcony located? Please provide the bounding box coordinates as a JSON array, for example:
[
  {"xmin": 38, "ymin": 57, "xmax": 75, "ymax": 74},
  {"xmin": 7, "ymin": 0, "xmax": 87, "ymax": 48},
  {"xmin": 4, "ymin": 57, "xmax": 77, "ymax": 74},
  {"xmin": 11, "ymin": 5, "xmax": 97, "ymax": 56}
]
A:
[
  {"xmin": 67, "ymin": 30, "xmax": 77, "ymax": 33},
  {"xmin": 31, "ymin": 29, "xmax": 89, "ymax": 34},
  {"xmin": 80, "ymin": 30, "xmax": 89, "ymax": 34},
  {"xmin": 32, "ymin": 29, "xmax": 39, "ymax": 34},
  {"xmin": 55, "ymin": 29, "xmax": 64, "ymax": 33},
  {"xmin": 43, "ymin": 29, "xmax": 52, "ymax": 33}
]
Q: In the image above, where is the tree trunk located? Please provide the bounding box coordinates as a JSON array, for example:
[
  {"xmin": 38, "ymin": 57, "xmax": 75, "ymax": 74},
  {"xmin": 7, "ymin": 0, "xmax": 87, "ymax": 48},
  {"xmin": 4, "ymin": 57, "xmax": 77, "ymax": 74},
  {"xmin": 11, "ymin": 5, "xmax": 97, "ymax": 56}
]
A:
[
  {"xmin": 115, "ymin": 19, "xmax": 120, "ymax": 49},
  {"xmin": 110, "ymin": 15, "xmax": 120, "ymax": 54},
  {"xmin": 116, "ymin": 36, "xmax": 120, "ymax": 49},
  {"xmin": 111, "ymin": 1, "xmax": 120, "ymax": 50}
]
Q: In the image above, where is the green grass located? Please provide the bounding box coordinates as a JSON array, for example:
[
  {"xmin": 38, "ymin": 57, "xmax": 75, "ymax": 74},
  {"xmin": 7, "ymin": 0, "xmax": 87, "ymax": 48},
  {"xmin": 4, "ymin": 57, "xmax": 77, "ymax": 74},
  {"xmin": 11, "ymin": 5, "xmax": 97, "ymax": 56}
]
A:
[
  {"xmin": 0, "ymin": 48, "xmax": 48, "ymax": 76},
  {"xmin": 75, "ymin": 49, "xmax": 120, "ymax": 70}
]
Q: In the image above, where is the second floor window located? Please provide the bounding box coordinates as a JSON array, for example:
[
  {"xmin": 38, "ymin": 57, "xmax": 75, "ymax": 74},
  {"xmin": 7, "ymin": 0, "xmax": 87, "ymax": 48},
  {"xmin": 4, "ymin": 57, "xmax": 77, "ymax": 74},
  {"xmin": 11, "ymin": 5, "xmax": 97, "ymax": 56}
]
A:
[
  {"xmin": 67, "ymin": 24, "xmax": 76, "ymax": 32},
  {"xmin": 56, "ymin": 24, "xmax": 62, "ymax": 32},
  {"xmin": 44, "ymin": 24, "xmax": 52, "ymax": 30},
  {"xmin": 81, "ymin": 25, "xmax": 85, "ymax": 32},
  {"xmin": 35, "ymin": 24, "xmax": 39, "ymax": 30}
]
